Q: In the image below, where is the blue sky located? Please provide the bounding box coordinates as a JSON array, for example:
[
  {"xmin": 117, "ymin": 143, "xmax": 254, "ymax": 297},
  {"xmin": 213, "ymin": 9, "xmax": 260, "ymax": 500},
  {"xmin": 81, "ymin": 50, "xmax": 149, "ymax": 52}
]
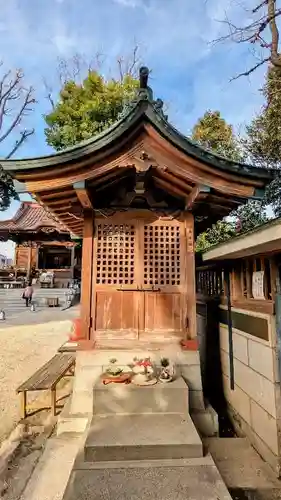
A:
[{"xmin": 0, "ymin": 0, "xmax": 268, "ymax": 256}]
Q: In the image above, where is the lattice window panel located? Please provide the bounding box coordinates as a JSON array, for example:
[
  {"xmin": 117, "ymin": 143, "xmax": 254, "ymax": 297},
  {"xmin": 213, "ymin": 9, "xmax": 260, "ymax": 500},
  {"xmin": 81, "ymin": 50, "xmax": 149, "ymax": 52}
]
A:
[
  {"xmin": 144, "ymin": 225, "xmax": 181, "ymax": 286},
  {"xmin": 96, "ymin": 224, "xmax": 135, "ymax": 285}
]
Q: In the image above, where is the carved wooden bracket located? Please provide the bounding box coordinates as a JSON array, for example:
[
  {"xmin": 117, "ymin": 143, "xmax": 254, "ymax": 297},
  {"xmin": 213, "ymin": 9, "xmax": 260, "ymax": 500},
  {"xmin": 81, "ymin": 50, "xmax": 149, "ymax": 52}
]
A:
[
  {"xmin": 130, "ymin": 150, "xmax": 159, "ymax": 173},
  {"xmin": 73, "ymin": 180, "xmax": 93, "ymax": 210},
  {"xmin": 185, "ymin": 184, "xmax": 210, "ymax": 210}
]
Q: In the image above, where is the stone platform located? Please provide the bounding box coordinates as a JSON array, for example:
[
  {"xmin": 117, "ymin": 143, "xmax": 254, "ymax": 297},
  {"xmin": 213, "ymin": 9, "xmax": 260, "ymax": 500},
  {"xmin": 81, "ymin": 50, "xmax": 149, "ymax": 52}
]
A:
[
  {"xmin": 21, "ymin": 346, "xmax": 230, "ymax": 500},
  {"xmin": 63, "ymin": 456, "xmax": 232, "ymax": 500},
  {"xmin": 94, "ymin": 376, "xmax": 190, "ymax": 414},
  {"xmin": 57, "ymin": 348, "xmax": 218, "ymax": 437},
  {"xmin": 84, "ymin": 413, "xmax": 203, "ymax": 461}
]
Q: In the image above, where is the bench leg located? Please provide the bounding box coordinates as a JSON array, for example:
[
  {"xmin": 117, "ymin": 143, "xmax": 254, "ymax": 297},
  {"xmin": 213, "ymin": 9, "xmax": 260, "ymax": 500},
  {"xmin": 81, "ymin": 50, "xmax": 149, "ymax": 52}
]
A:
[
  {"xmin": 51, "ymin": 388, "xmax": 56, "ymax": 417},
  {"xmin": 20, "ymin": 392, "xmax": 27, "ymax": 419}
]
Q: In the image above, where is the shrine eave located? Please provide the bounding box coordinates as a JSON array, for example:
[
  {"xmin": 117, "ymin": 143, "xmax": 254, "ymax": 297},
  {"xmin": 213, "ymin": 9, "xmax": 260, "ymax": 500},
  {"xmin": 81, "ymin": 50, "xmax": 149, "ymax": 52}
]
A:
[
  {"xmin": 0, "ymin": 99, "xmax": 274, "ymax": 182},
  {"xmin": 1, "ymin": 99, "xmax": 276, "ymax": 238}
]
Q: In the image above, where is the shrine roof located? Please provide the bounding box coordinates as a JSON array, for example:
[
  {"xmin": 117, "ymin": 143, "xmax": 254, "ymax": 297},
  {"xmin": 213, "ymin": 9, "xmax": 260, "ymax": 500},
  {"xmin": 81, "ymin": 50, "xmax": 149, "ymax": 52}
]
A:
[
  {"xmin": 0, "ymin": 67, "xmax": 276, "ymax": 238},
  {"xmin": 0, "ymin": 202, "xmax": 69, "ymax": 234},
  {"xmin": 0, "ymin": 98, "xmax": 274, "ymax": 182}
]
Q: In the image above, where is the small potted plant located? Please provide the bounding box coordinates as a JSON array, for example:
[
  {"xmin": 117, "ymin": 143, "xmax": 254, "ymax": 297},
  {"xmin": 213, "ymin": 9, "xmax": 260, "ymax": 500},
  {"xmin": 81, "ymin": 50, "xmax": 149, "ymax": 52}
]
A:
[
  {"xmin": 159, "ymin": 357, "xmax": 174, "ymax": 383},
  {"xmin": 132, "ymin": 357, "xmax": 157, "ymax": 385},
  {"xmin": 106, "ymin": 358, "xmax": 123, "ymax": 377}
]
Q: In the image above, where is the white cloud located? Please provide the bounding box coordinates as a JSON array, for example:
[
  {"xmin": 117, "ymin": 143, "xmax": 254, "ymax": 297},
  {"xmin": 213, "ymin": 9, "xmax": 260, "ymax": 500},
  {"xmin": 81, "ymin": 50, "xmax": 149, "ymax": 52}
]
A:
[
  {"xmin": 114, "ymin": 0, "xmax": 141, "ymax": 7},
  {"xmin": 52, "ymin": 34, "xmax": 77, "ymax": 55},
  {"xmin": 0, "ymin": 0, "xmax": 268, "ymax": 159},
  {"xmin": 113, "ymin": 0, "xmax": 144, "ymax": 7}
]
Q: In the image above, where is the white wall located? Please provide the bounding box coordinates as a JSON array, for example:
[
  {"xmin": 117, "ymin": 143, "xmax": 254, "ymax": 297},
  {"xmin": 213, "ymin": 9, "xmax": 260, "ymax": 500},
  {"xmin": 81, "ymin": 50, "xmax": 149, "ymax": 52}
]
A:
[{"xmin": 219, "ymin": 305, "xmax": 281, "ymax": 476}]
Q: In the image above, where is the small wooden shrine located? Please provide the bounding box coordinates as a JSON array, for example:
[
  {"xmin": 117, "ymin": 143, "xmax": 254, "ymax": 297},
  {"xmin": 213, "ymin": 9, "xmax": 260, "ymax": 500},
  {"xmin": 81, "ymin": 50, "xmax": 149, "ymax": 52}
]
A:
[
  {"xmin": 0, "ymin": 201, "xmax": 75, "ymax": 275},
  {"xmin": 1, "ymin": 67, "xmax": 274, "ymax": 346}
]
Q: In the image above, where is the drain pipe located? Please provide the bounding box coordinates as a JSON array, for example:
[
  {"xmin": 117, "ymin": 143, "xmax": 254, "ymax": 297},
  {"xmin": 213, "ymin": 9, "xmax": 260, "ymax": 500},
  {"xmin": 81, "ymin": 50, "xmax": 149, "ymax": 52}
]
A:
[
  {"xmin": 274, "ymin": 268, "xmax": 281, "ymax": 388},
  {"xmin": 224, "ymin": 267, "xmax": 234, "ymax": 390}
]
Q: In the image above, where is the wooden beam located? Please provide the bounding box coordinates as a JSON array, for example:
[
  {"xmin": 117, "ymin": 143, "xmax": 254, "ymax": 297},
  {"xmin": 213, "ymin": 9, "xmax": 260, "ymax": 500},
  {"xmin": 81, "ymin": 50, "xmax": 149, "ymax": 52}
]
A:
[
  {"xmin": 89, "ymin": 167, "xmax": 129, "ymax": 187},
  {"xmin": 47, "ymin": 197, "xmax": 77, "ymax": 207},
  {"xmin": 80, "ymin": 211, "xmax": 94, "ymax": 341},
  {"xmin": 40, "ymin": 189, "xmax": 75, "ymax": 201},
  {"xmin": 156, "ymin": 170, "xmax": 192, "ymax": 194},
  {"xmin": 184, "ymin": 212, "xmax": 197, "ymax": 340},
  {"xmin": 154, "ymin": 177, "xmax": 187, "ymax": 199},
  {"xmin": 185, "ymin": 185, "xmax": 210, "ymax": 210},
  {"xmin": 73, "ymin": 181, "xmax": 93, "ymax": 210}
]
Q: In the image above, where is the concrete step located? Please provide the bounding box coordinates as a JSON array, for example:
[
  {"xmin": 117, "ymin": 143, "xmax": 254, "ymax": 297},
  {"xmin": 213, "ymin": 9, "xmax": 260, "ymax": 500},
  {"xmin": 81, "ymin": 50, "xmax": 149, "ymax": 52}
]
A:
[
  {"xmin": 0, "ymin": 288, "xmax": 69, "ymax": 309},
  {"xmin": 205, "ymin": 437, "xmax": 281, "ymax": 491},
  {"xmin": 63, "ymin": 454, "xmax": 232, "ymax": 500},
  {"xmin": 84, "ymin": 413, "xmax": 203, "ymax": 462},
  {"xmin": 94, "ymin": 376, "xmax": 189, "ymax": 415}
]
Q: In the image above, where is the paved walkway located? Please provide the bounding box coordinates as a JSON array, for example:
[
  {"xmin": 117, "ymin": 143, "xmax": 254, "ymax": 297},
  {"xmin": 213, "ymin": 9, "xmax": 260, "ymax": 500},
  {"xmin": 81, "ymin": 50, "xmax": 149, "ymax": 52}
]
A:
[{"xmin": 0, "ymin": 311, "xmax": 77, "ymax": 443}]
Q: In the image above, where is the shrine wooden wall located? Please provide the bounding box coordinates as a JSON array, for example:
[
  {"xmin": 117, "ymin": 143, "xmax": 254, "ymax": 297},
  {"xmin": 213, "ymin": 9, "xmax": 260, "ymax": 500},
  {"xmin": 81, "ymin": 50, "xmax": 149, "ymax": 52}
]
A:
[{"xmin": 15, "ymin": 245, "xmax": 37, "ymax": 269}]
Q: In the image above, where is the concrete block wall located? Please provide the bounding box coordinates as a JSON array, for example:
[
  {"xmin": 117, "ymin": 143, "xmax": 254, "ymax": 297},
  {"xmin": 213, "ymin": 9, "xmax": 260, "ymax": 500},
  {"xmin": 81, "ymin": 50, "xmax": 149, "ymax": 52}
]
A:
[{"xmin": 219, "ymin": 305, "xmax": 281, "ymax": 476}]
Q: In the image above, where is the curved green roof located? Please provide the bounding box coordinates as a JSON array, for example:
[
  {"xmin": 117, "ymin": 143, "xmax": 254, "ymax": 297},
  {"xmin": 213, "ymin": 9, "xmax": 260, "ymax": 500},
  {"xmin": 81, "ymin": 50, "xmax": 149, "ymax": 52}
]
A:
[{"xmin": 0, "ymin": 95, "xmax": 274, "ymax": 182}]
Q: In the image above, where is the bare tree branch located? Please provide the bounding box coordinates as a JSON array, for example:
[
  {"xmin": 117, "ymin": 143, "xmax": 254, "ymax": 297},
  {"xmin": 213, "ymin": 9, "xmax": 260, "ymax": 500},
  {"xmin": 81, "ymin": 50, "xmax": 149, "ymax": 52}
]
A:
[
  {"xmin": 213, "ymin": 0, "xmax": 281, "ymax": 77},
  {"xmin": 43, "ymin": 77, "xmax": 55, "ymax": 110},
  {"xmin": 0, "ymin": 87, "xmax": 35, "ymax": 144},
  {"xmin": 5, "ymin": 129, "xmax": 34, "ymax": 159},
  {"xmin": 269, "ymin": 0, "xmax": 281, "ymax": 66},
  {"xmin": 253, "ymin": 1, "xmax": 269, "ymax": 14},
  {"xmin": 0, "ymin": 62, "xmax": 35, "ymax": 160},
  {"xmin": 43, "ymin": 46, "xmax": 142, "ymax": 108},
  {"xmin": 230, "ymin": 56, "xmax": 271, "ymax": 80}
]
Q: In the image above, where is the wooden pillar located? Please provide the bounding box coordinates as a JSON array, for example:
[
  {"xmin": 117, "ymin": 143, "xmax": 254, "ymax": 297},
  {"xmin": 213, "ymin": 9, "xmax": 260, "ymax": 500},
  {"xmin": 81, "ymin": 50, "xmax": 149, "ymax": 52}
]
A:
[
  {"xmin": 35, "ymin": 244, "xmax": 40, "ymax": 270},
  {"xmin": 184, "ymin": 212, "xmax": 197, "ymax": 339},
  {"xmin": 70, "ymin": 245, "xmax": 75, "ymax": 279},
  {"xmin": 80, "ymin": 210, "xmax": 94, "ymax": 342},
  {"xmin": 27, "ymin": 243, "xmax": 32, "ymax": 280}
]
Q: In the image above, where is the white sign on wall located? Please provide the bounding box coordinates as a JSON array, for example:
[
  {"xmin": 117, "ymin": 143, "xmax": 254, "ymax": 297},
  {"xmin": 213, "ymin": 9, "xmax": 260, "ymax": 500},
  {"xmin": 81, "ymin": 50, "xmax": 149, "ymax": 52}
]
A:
[{"xmin": 252, "ymin": 271, "xmax": 265, "ymax": 300}]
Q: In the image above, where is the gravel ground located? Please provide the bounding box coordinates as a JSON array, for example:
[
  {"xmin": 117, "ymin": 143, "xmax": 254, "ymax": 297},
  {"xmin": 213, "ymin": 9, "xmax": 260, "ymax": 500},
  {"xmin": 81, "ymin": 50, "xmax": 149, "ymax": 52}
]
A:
[{"xmin": 0, "ymin": 317, "xmax": 74, "ymax": 444}]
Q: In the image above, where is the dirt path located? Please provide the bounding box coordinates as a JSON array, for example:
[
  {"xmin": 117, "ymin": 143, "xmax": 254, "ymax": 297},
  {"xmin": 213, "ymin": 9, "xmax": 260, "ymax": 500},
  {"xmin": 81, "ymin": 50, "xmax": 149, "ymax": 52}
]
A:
[{"xmin": 0, "ymin": 319, "xmax": 72, "ymax": 443}]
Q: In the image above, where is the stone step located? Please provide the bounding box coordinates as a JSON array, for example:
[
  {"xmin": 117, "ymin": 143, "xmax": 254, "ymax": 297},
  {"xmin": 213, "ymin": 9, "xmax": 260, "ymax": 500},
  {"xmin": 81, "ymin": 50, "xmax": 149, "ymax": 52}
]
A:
[
  {"xmin": 84, "ymin": 413, "xmax": 203, "ymax": 462},
  {"xmin": 94, "ymin": 376, "xmax": 189, "ymax": 415},
  {"xmin": 63, "ymin": 454, "xmax": 232, "ymax": 500},
  {"xmin": 0, "ymin": 288, "xmax": 68, "ymax": 309}
]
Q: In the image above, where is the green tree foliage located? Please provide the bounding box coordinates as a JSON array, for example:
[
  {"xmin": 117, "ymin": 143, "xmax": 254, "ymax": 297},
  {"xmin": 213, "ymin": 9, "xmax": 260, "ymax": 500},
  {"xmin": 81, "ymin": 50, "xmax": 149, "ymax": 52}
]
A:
[
  {"xmin": 196, "ymin": 220, "xmax": 236, "ymax": 253},
  {"xmin": 191, "ymin": 110, "xmax": 242, "ymax": 162},
  {"xmin": 245, "ymin": 66, "xmax": 281, "ymax": 216},
  {"xmin": 44, "ymin": 72, "xmax": 139, "ymax": 150},
  {"xmin": 246, "ymin": 67, "xmax": 281, "ymax": 168},
  {"xmin": 192, "ymin": 110, "xmax": 268, "ymax": 252},
  {"xmin": 233, "ymin": 201, "xmax": 268, "ymax": 233}
]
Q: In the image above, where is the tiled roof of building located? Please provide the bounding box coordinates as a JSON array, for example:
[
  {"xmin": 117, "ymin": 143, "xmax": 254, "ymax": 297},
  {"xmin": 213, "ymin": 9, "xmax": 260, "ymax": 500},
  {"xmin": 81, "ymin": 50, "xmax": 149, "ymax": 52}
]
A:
[{"xmin": 0, "ymin": 202, "xmax": 69, "ymax": 234}]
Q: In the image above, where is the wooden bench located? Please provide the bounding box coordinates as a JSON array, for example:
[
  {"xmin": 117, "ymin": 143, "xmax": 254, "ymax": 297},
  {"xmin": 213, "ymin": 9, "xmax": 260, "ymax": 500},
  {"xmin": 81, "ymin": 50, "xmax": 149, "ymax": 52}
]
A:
[
  {"xmin": 40, "ymin": 282, "xmax": 53, "ymax": 289},
  {"xmin": 17, "ymin": 354, "xmax": 75, "ymax": 419},
  {"xmin": 46, "ymin": 297, "xmax": 59, "ymax": 307}
]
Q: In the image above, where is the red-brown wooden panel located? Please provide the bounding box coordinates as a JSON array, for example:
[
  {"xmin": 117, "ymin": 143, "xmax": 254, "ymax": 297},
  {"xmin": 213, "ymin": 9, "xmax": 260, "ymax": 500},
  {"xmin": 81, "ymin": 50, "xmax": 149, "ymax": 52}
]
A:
[
  {"xmin": 144, "ymin": 292, "xmax": 182, "ymax": 333},
  {"xmin": 95, "ymin": 290, "xmax": 138, "ymax": 338}
]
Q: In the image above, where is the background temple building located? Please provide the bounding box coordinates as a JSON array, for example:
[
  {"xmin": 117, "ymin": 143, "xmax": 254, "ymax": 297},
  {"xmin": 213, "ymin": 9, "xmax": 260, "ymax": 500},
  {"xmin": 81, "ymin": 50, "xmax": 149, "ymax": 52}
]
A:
[{"xmin": 0, "ymin": 201, "xmax": 80, "ymax": 282}]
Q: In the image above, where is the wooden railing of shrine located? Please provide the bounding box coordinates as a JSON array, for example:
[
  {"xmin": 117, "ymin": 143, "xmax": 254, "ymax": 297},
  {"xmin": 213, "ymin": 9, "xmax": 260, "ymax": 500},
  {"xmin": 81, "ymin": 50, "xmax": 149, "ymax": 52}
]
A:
[{"xmin": 196, "ymin": 264, "xmax": 224, "ymax": 298}]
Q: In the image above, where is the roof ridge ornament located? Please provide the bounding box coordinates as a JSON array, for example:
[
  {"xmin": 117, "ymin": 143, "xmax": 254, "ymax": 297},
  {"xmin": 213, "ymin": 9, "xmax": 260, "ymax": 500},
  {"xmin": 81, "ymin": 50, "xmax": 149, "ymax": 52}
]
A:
[{"xmin": 119, "ymin": 66, "xmax": 168, "ymax": 120}]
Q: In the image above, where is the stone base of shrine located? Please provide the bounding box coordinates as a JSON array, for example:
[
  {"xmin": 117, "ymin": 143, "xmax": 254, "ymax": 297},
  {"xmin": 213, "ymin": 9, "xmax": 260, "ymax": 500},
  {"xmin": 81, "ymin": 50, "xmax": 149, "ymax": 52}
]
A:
[{"xmin": 57, "ymin": 346, "xmax": 218, "ymax": 437}]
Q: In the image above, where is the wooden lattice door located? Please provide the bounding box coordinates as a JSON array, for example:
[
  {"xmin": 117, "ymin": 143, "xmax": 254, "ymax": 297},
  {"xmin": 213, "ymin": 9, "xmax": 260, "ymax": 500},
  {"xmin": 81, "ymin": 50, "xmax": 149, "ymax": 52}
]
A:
[
  {"xmin": 94, "ymin": 221, "xmax": 138, "ymax": 339},
  {"xmin": 93, "ymin": 216, "xmax": 186, "ymax": 340},
  {"xmin": 140, "ymin": 220, "xmax": 184, "ymax": 338}
]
